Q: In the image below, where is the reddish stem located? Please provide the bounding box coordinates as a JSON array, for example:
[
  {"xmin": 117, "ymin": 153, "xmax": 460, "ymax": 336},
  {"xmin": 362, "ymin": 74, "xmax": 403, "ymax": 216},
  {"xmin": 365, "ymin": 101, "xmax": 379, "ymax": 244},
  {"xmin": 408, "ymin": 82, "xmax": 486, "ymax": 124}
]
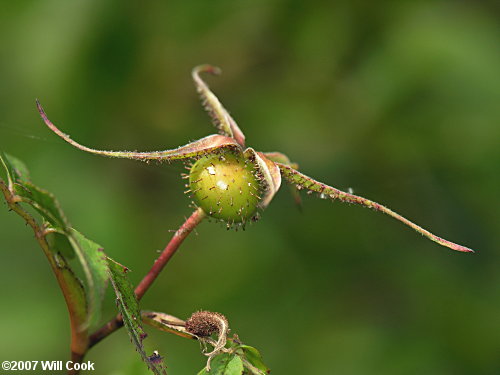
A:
[
  {"xmin": 89, "ymin": 208, "xmax": 205, "ymax": 348},
  {"xmin": 135, "ymin": 208, "xmax": 205, "ymax": 299}
]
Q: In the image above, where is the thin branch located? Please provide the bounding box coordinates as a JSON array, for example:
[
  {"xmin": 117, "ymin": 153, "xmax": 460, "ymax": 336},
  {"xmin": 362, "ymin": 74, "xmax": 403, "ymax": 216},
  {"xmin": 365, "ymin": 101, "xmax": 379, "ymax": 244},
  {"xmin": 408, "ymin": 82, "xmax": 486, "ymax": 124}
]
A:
[
  {"xmin": 88, "ymin": 207, "xmax": 206, "ymax": 348},
  {"xmin": 69, "ymin": 352, "xmax": 86, "ymax": 375},
  {"xmin": 135, "ymin": 208, "xmax": 206, "ymax": 299}
]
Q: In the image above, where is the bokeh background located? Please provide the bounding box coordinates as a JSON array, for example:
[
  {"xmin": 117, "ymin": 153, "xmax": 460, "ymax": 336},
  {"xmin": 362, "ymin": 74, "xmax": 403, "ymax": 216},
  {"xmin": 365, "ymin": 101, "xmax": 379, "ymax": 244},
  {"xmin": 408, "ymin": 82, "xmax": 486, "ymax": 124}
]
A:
[{"xmin": 1, "ymin": 1, "xmax": 499, "ymax": 374}]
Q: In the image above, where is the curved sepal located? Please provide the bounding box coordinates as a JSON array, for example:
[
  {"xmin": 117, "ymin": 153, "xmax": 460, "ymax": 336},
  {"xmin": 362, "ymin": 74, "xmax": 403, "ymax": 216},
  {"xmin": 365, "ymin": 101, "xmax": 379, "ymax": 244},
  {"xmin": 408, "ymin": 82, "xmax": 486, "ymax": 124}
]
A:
[
  {"xmin": 277, "ymin": 163, "xmax": 474, "ymax": 253},
  {"xmin": 192, "ymin": 65, "xmax": 246, "ymax": 147},
  {"xmin": 37, "ymin": 100, "xmax": 241, "ymax": 161},
  {"xmin": 245, "ymin": 148, "xmax": 281, "ymax": 209}
]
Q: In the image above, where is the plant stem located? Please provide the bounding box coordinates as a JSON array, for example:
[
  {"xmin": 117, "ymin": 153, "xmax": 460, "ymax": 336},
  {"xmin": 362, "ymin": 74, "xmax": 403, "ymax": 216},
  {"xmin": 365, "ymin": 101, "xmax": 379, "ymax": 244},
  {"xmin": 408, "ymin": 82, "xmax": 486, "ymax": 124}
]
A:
[
  {"xmin": 69, "ymin": 352, "xmax": 86, "ymax": 375},
  {"xmin": 88, "ymin": 207, "xmax": 206, "ymax": 348},
  {"xmin": 135, "ymin": 207, "xmax": 206, "ymax": 299}
]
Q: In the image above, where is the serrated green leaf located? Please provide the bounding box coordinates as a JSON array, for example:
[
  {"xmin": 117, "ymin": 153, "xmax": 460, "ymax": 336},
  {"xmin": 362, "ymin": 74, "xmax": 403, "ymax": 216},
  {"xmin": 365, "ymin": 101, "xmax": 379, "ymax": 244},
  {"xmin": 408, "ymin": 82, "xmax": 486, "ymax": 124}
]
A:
[
  {"xmin": 0, "ymin": 152, "xmax": 69, "ymax": 231},
  {"xmin": 107, "ymin": 257, "xmax": 142, "ymax": 341},
  {"xmin": 107, "ymin": 257, "xmax": 167, "ymax": 375},
  {"xmin": 0, "ymin": 151, "xmax": 30, "ymax": 187},
  {"xmin": 237, "ymin": 345, "xmax": 270, "ymax": 374},
  {"xmin": 1, "ymin": 154, "xmax": 106, "ymax": 324},
  {"xmin": 198, "ymin": 353, "xmax": 244, "ymax": 375},
  {"xmin": 68, "ymin": 229, "xmax": 108, "ymax": 329},
  {"xmin": 0, "ymin": 152, "xmax": 88, "ymax": 348},
  {"xmin": 18, "ymin": 182, "xmax": 70, "ymax": 230},
  {"xmin": 1, "ymin": 153, "xmax": 108, "ymax": 329}
]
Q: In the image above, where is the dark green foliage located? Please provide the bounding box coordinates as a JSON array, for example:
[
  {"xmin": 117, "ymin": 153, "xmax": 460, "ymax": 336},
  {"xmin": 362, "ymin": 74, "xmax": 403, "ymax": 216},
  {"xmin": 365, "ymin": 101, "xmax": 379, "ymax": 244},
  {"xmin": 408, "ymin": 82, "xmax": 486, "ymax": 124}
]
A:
[
  {"xmin": 1, "ymin": 152, "xmax": 108, "ymax": 328},
  {"xmin": 0, "ymin": 152, "xmax": 87, "ymax": 324}
]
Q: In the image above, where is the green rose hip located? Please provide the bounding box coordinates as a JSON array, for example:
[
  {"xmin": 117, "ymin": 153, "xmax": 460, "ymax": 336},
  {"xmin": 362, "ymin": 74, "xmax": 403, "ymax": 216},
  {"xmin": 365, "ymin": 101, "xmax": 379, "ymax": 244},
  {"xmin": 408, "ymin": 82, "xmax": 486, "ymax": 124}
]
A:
[{"xmin": 188, "ymin": 153, "xmax": 261, "ymax": 224}]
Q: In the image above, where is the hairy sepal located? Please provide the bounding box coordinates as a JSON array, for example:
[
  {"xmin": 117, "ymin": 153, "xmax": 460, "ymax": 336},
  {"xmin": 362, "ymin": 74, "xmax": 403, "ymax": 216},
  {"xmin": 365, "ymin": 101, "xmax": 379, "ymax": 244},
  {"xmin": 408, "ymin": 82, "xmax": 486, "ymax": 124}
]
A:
[
  {"xmin": 277, "ymin": 163, "xmax": 474, "ymax": 253},
  {"xmin": 192, "ymin": 65, "xmax": 246, "ymax": 147},
  {"xmin": 37, "ymin": 100, "xmax": 240, "ymax": 162}
]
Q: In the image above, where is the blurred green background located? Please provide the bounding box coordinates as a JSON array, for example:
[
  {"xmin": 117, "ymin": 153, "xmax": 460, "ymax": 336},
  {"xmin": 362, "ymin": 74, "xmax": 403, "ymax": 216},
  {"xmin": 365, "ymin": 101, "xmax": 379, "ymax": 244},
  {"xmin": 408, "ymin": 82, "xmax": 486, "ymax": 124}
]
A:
[{"xmin": 1, "ymin": 1, "xmax": 499, "ymax": 374}]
